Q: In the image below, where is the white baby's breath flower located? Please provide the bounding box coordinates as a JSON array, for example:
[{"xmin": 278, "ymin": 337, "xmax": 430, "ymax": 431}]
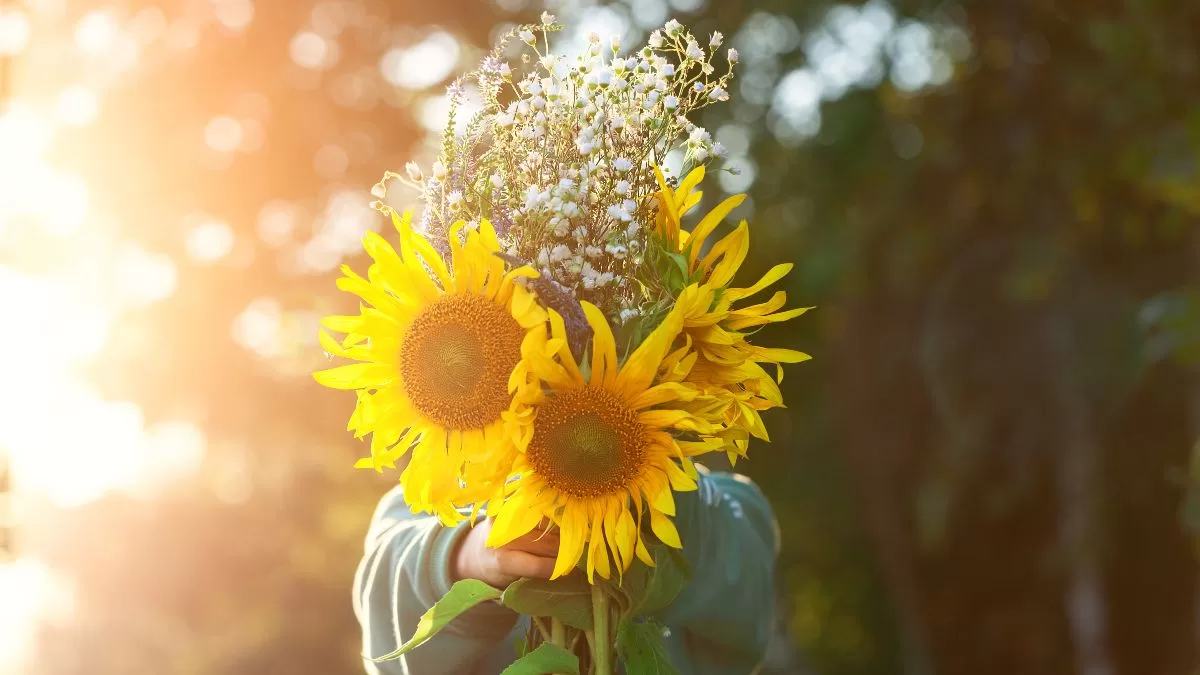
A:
[
  {"xmin": 712, "ymin": 141, "xmax": 727, "ymax": 158},
  {"xmin": 662, "ymin": 63, "xmax": 675, "ymax": 77},
  {"xmin": 610, "ymin": 35, "xmax": 621, "ymax": 52},
  {"xmin": 727, "ymin": 48, "xmax": 739, "ymax": 64},
  {"xmin": 619, "ymin": 307, "xmax": 639, "ymax": 322},
  {"xmin": 648, "ymin": 30, "xmax": 664, "ymax": 48},
  {"xmin": 550, "ymin": 244, "xmax": 572, "ymax": 262},
  {"xmin": 490, "ymin": 174, "xmax": 503, "ymax": 188},
  {"xmin": 693, "ymin": 81, "xmax": 706, "ymax": 93},
  {"xmin": 613, "ymin": 157, "xmax": 633, "ymax": 172},
  {"xmin": 615, "ymin": 180, "xmax": 631, "ymax": 195},
  {"xmin": 729, "ymin": 165, "xmax": 742, "ymax": 176},
  {"xmin": 500, "ymin": 62, "xmax": 512, "ymax": 77},
  {"xmin": 710, "ymin": 31, "xmax": 724, "ymax": 47},
  {"xmin": 405, "ymin": 161, "xmax": 423, "ymax": 181},
  {"xmin": 685, "ymin": 40, "xmax": 703, "ymax": 60},
  {"xmin": 663, "ymin": 95, "xmax": 679, "ymax": 110},
  {"xmin": 708, "ymin": 86, "xmax": 729, "ymax": 101},
  {"xmin": 541, "ymin": 11, "xmax": 556, "ymax": 25},
  {"xmin": 664, "ymin": 19, "xmax": 683, "ymax": 36},
  {"xmin": 587, "ymin": 31, "xmax": 601, "ymax": 44},
  {"xmin": 447, "ymin": 190, "xmax": 464, "ymax": 209},
  {"xmin": 519, "ymin": 29, "xmax": 536, "ymax": 45},
  {"xmin": 585, "ymin": 245, "xmax": 603, "ymax": 258},
  {"xmin": 432, "ymin": 161, "xmax": 447, "ymax": 179}
]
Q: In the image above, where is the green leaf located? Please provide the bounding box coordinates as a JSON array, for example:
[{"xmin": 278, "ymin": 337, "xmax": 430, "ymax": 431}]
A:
[
  {"xmin": 501, "ymin": 576, "xmax": 594, "ymax": 630},
  {"xmin": 616, "ymin": 619, "xmax": 678, "ymax": 675},
  {"xmin": 500, "ymin": 643, "xmax": 580, "ymax": 675},
  {"xmin": 635, "ymin": 546, "xmax": 691, "ymax": 616},
  {"xmin": 370, "ymin": 579, "xmax": 502, "ymax": 662}
]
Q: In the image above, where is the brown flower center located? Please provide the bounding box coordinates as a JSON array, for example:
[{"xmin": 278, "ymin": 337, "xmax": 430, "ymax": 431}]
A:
[
  {"xmin": 399, "ymin": 294, "xmax": 524, "ymax": 430},
  {"xmin": 526, "ymin": 386, "xmax": 647, "ymax": 498}
]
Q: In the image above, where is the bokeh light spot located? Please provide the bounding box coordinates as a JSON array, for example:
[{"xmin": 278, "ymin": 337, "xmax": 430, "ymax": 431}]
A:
[
  {"xmin": 186, "ymin": 219, "xmax": 235, "ymax": 263},
  {"xmin": 0, "ymin": 10, "xmax": 31, "ymax": 55},
  {"xmin": 204, "ymin": 115, "xmax": 244, "ymax": 153},
  {"xmin": 74, "ymin": 10, "xmax": 118, "ymax": 54},
  {"xmin": 379, "ymin": 31, "xmax": 460, "ymax": 90},
  {"xmin": 54, "ymin": 86, "xmax": 101, "ymax": 127},
  {"xmin": 289, "ymin": 30, "xmax": 338, "ymax": 70}
]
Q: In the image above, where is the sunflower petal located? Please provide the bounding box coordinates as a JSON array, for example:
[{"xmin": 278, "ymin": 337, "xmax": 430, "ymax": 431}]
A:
[{"xmin": 649, "ymin": 509, "xmax": 682, "ymax": 549}]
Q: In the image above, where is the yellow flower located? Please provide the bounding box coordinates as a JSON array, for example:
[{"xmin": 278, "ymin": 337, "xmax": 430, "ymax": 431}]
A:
[
  {"xmin": 655, "ymin": 165, "xmax": 812, "ymax": 462},
  {"xmin": 487, "ymin": 301, "xmax": 712, "ymax": 583},
  {"xmin": 314, "ymin": 211, "xmax": 545, "ymax": 524}
]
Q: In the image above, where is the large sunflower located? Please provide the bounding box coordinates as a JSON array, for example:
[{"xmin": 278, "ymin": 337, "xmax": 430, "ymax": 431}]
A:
[
  {"xmin": 655, "ymin": 166, "xmax": 812, "ymax": 461},
  {"xmin": 486, "ymin": 301, "xmax": 715, "ymax": 583},
  {"xmin": 314, "ymin": 211, "xmax": 545, "ymax": 524}
]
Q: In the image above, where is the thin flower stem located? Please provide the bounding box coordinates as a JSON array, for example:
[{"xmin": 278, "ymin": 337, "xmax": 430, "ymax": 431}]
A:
[
  {"xmin": 551, "ymin": 617, "xmax": 566, "ymax": 647},
  {"xmin": 590, "ymin": 585, "xmax": 613, "ymax": 675}
]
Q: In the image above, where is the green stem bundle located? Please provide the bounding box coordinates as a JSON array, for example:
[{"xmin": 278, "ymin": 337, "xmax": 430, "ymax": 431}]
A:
[{"xmin": 590, "ymin": 585, "xmax": 612, "ymax": 675}]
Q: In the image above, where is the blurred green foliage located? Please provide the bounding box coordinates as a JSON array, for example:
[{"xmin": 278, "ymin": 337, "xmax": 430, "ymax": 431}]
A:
[{"xmin": 11, "ymin": 0, "xmax": 1200, "ymax": 674}]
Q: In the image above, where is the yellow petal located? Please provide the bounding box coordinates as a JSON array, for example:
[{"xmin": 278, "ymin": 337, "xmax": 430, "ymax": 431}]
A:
[
  {"xmin": 582, "ymin": 302, "xmax": 617, "ymax": 388},
  {"xmin": 649, "ymin": 509, "xmax": 682, "ymax": 549},
  {"xmin": 728, "ymin": 263, "xmax": 793, "ymax": 301},
  {"xmin": 552, "ymin": 512, "xmax": 588, "ymax": 579},
  {"xmin": 313, "ymin": 363, "xmax": 394, "ymax": 389},
  {"xmin": 686, "ymin": 194, "xmax": 745, "ymax": 268}
]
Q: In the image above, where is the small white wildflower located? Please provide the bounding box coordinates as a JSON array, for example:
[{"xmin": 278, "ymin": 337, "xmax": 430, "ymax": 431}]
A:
[
  {"xmin": 662, "ymin": 63, "xmax": 675, "ymax": 77},
  {"xmin": 685, "ymin": 40, "xmax": 703, "ymax": 60},
  {"xmin": 610, "ymin": 35, "xmax": 621, "ymax": 52},
  {"xmin": 663, "ymin": 95, "xmax": 679, "ymax": 110},
  {"xmin": 405, "ymin": 161, "xmax": 423, "ymax": 181},
  {"xmin": 541, "ymin": 11, "xmax": 556, "ymax": 25},
  {"xmin": 587, "ymin": 31, "xmax": 601, "ymax": 44},
  {"xmin": 558, "ymin": 177, "xmax": 576, "ymax": 191},
  {"xmin": 585, "ymin": 245, "xmax": 603, "ymax": 258},
  {"xmin": 648, "ymin": 30, "xmax": 664, "ymax": 48},
  {"xmin": 729, "ymin": 165, "xmax": 742, "ymax": 176},
  {"xmin": 519, "ymin": 29, "xmax": 535, "ymax": 45},
  {"xmin": 577, "ymin": 140, "xmax": 594, "ymax": 155},
  {"xmin": 432, "ymin": 161, "xmax": 447, "ymax": 180},
  {"xmin": 537, "ymin": 249, "xmax": 550, "ymax": 266},
  {"xmin": 710, "ymin": 31, "xmax": 724, "ymax": 48},
  {"xmin": 727, "ymin": 48, "xmax": 739, "ymax": 64},
  {"xmin": 712, "ymin": 141, "xmax": 727, "ymax": 158},
  {"xmin": 490, "ymin": 174, "xmax": 503, "ymax": 188},
  {"xmin": 611, "ymin": 116, "xmax": 626, "ymax": 130},
  {"xmin": 446, "ymin": 190, "xmax": 464, "ymax": 209},
  {"xmin": 622, "ymin": 198, "xmax": 637, "ymax": 213},
  {"xmin": 572, "ymin": 226, "xmax": 588, "ymax": 240},
  {"xmin": 619, "ymin": 308, "xmax": 639, "ymax": 322},
  {"xmin": 500, "ymin": 62, "xmax": 512, "ymax": 77},
  {"xmin": 562, "ymin": 202, "xmax": 581, "ymax": 218},
  {"xmin": 708, "ymin": 86, "xmax": 729, "ymax": 101},
  {"xmin": 664, "ymin": 19, "xmax": 683, "ymax": 36},
  {"xmin": 615, "ymin": 180, "xmax": 631, "ymax": 195},
  {"xmin": 692, "ymin": 147, "xmax": 709, "ymax": 162},
  {"xmin": 693, "ymin": 81, "xmax": 706, "ymax": 93},
  {"xmin": 553, "ymin": 220, "xmax": 571, "ymax": 237},
  {"xmin": 625, "ymin": 221, "xmax": 640, "ymax": 237},
  {"xmin": 598, "ymin": 272, "xmax": 614, "ymax": 286},
  {"xmin": 550, "ymin": 244, "xmax": 572, "ymax": 262},
  {"xmin": 531, "ymin": 96, "xmax": 546, "ymax": 109}
]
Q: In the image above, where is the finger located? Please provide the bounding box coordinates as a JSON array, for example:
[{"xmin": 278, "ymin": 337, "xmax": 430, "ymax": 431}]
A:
[{"xmin": 495, "ymin": 549, "xmax": 556, "ymax": 580}]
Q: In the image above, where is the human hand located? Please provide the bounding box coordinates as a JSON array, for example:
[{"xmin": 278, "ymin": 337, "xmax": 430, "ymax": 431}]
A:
[{"xmin": 452, "ymin": 518, "xmax": 560, "ymax": 589}]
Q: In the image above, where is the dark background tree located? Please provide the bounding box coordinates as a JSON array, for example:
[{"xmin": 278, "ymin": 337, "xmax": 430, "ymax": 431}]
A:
[{"xmin": 2, "ymin": 0, "xmax": 1198, "ymax": 674}]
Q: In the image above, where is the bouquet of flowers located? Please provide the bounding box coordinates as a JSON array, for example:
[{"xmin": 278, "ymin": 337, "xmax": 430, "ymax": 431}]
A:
[{"xmin": 315, "ymin": 16, "xmax": 809, "ymax": 674}]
